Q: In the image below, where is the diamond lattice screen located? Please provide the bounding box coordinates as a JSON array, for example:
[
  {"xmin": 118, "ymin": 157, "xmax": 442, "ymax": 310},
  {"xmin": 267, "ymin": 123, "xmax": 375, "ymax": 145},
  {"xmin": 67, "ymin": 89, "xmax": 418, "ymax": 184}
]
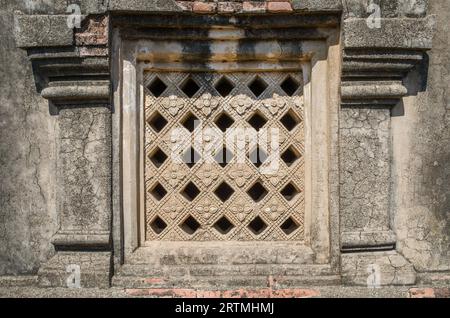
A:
[{"xmin": 144, "ymin": 72, "xmax": 305, "ymax": 241}]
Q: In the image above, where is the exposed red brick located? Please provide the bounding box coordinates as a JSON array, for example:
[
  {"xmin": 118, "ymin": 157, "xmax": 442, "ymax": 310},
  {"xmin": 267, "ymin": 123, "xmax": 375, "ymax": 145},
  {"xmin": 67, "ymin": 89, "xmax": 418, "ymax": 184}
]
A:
[
  {"xmin": 267, "ymin": 1, "xmax": 293, "ymax": 12},
  {"xmin": 218, "ymin": 1, "xmax": 243, "ymax": 13},
  {"xmin": 125, "ymin": 287, "xmax": 320, "ymax": 298},
  {"xmin": 193, "ymin": 1, "xmax": 217, "ymax": 13},
  {"xmin": 125, "ymin": 288, "xmax": 197, "ymax": 297},
  {"xmin": 75, "ymin": 16, "xmax": 108, "ymax": 46},
  {"xmin": 409, "ymin": 288, "xmax": 436, "ymax": 298},
  {"xmin": 176, "ymin": 1, "xmax": 194, "ymax": 11},
  {"xmin": 143, "ymin": 277, "xmax": 167, "ymax": 284},
  {"xmin": 271, "ymin": 289, "xmax": 320, "ymax": 298},
  {"xmin": 434, "ymin": 288, "xmax": 450, "ymax": 298},
  {"xmin": 243, "ymin": 1, "xmax": 267, "ymax": 13}
]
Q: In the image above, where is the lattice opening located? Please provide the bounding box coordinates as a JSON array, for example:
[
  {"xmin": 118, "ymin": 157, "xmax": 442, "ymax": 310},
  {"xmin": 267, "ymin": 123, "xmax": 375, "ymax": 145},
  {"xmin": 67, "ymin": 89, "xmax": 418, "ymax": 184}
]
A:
[
  {"xmin": 248, "ymin": 216, "xmax": 267, "ymax": 235},
  {"xmin": 181, "ymin": 112, "xmax": 200, "ymax": 132},
  {"xmin": 281, "ymin": 146, "xmax": 301, "ymax": 167},
  {"xmin": 214, "ymin": 182, "xmax": 235, "ymax": 202},
  {"xmin": 248, "ymin": 76, "xmax": 268, "ymax": 98},
  {"xmin": 180, "ymin": 77, "xmax": 201, "ymax": 97},
  {"xmin": 213, "ymin": 146, "xmax": 234, "ymax": 168},
  {"xmin": 214, "ymin": 112, "xmax": 235, "ymax": 132},
  {"xmin": 280, "ymin": 182, "xmax": 300, "ymax": 201},
  {"xmin": 247, "ymin": 111, "xmax": 268, "ymax": 131},
  {"xmin": 280, "ymin": 76, "xmax": 300, "ymax": 96},
  {"xmin": 181, "ymin": 181, "xmax": 200, "ymax": 201},
  {"xmin": 147, "ymin": 111, "xmax": 168, "ymax": 133},
  {"xmin": 280, "ymin": 217, "xmax": 300, "ymax": 235},
  {"xmin": 147, "ymin": 76, "xmax": 168, "ymax": 97},
  {"xmin": 280, "ymin": 109, "xmax": 301, "ymax": 131},
  {"xmin": 180, "ymin": 215, "xmax": 201, "ymax": 235},
  {"xmin": 182, "ymin": 146, "xmax": 201, "ymax": 168},
  {"xmin": 150, "ymin": 182, "xmax": 168, "ymax": 201},
  {"xmin": 150, "ymin": 216, "xmax": 167, "ymax": 234},
  {"xmin": 248, "ymin": 147, "xmax": 268, "ymax": 168},
  {"xmin": 213, "ymin": 216, "xmax": 235, "ymax": 234},
  {"xmin": 247, "ymin": 181, "xmax": 268, "ymax": 202},
  {"xmin": 215, "ymin": 76, "xmax": 235, "ymax": 97},
  {"xmin": 149, "ymin": 147, "xmax": 168, "ymax": 168}
]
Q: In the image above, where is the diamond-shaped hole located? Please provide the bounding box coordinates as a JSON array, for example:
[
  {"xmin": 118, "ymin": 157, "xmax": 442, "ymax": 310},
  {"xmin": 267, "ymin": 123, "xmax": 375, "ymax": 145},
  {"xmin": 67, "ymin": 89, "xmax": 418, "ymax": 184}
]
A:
[
  {"xmin": 181, "ymin": 181, "xmax": 200, "ymax": 201},
  {"xmin": 150, "ymin": 216, "xmax": 167, "ymax": 234},
  {"xmin": 147, "ymin": 76, "xmax": 168, "ymax": 97},
  {"xmin": 150, "ymin": 182, "xmax": 168, "ymax": 201},
  {"xmin": 281, "ymin": 146, "xmax": 301, "ymax": 167},
  {"xmin": 180, "ymin": 215, "xmax": 201, "ymax": 235},
  {"xmin": 280, "ymin": 76, "xmax": 300, "ymax": 96},
  {"xmin": 247, "ymin": 111, "xmax": 268, "ymax": 131},
  {"xmin": 248, "ymin": 147, "xmax": 268, "ymax": 168},
  {"xmin": 214, "ymin": 182, "xmax": 235, "ymax": 202},
  {"xmin": 214, "ymin": 146, "xmax": 234, "ymax": 168},
  {"xmin": 248, "ymin": 216, "xmax": 267, "ymax": 235},
  {"xmin": 181, "ymin": 112, "xmax": 200, "ymax": 132},
  {"xmin": 147, "ymin": 111, "xmax": 168, "ymax": 133},
  {"xmin": 213, "ymin": 216, "xmax": 235, "ymax": 234},
  {"xmin": 149, "ymin": 147, "xmax": 168, "ymax": 168},
  {"xmin": 182, "ymin": 147, "xmax": 201, "ymax": 168},
  {"xmin": 247, "ymin": 181, "xmax": 268, "ymax": 202},
  {"xmin": 280, "ymin": 182, "xmax": 300, "ymax": 201},
  {"xmin": 248, "ymin": 76, "xmax": 268, "ymax": 98},
  {"xmin": 180, "ymin": 77, "xmax": 201, "ymax": 98},
  {"xmin": 214, "ymin": 112, "xmax": 235, "ymax": 132},
  {"xmin": 280, "ymin": 217, "xmax": 300, "ymax": 235},
  {"xmin": 215, "ymin": 76, "xmax": 235, "ymax": 97},
  {"xmin": 280, "ymin": 109, "xmax": 301, "ymax": 131}
]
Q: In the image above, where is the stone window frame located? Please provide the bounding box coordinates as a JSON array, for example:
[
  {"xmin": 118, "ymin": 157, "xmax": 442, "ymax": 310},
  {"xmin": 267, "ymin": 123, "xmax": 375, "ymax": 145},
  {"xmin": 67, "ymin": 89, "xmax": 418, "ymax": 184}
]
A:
[{"xmin": 113, "ymin": 32, "xmax": 341, "ymax": 268}]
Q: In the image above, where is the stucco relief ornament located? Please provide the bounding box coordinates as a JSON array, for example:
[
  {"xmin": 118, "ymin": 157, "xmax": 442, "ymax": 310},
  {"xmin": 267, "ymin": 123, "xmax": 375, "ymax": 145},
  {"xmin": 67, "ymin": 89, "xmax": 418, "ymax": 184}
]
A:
[
  {"xmin": 196, "ymin": 198, "xmax": 218, "ymax": 222},
  {"xmin": 268, "ymin": 168, "xmax": 286, "ymax": 186},
  {"xmin": 195, "ymin": 93, "xmax": 219, "ymax": 116},
  {"xmin": 162, "ymin": 165, "xmax": 187, "ymax": 188},
  {"xmin": 229, "ymin": 198, "xmax": 253, "ymax": 222},
  {"xmin": 293, "ymin": 95, "xmax": 304, "ymax": 109},
  {"xmin": 197, "ymin": 164, "xmax": 219, "ymax": 187},
  {"xmin": 163, "ymin": 95, "xmax": 184, "ymax": 116},
  {"xmin": 263, "ymin": 197, "xmax": 286, "ymax": 221},
  {"xmin": 230, "ymin": 94, "xmax": 253, "ymax": 115},
  {"xmin": 262, "ymin": 93, "xmax": 286, "ymax": 115},
  {"xmin": 162, "ymin": 198, "xmax": 184, "ymax": 220},
  {"xmin": 228, "ymin": 164, "xmax": 253, "ymax": 187}
]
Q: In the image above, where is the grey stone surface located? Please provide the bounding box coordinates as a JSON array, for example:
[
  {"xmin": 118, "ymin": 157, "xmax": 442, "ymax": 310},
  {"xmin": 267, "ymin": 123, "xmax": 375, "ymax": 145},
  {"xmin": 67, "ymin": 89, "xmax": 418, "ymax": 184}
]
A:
[
  {"xmin": 14, "ymin": 14, "xmax": 74, "ymax": 48},
  {"xmin": 341, "ymin": 251, "xmax": 416, "ymax": 286},
  {"xmin": 38, "ymin": 252, "xmax": 111, "ymax": 288},
  {"xmin": 0, "ymin": 2, "xmax": 57, "ymax": 275},
  {"xmin": 56, "ymin": 106, "xmax": 111, "ymax": 247},
  {"xmin": 343, "ymin": 0, "xmax": 428, "ymax": 18},
  {"xmin": 340, "ymin": 107, "xmax": 391, "ymax": 233},
  {"xmin": 391, "ymin": 0, "xmax": 450, "ymax": 273},
  {"xmin": 344, "ymin": 16, "xmax": 435, "ymax": 49},
  {"xmin": 291, "ymin": 0, "xmax": 342, "ymax": 11}
]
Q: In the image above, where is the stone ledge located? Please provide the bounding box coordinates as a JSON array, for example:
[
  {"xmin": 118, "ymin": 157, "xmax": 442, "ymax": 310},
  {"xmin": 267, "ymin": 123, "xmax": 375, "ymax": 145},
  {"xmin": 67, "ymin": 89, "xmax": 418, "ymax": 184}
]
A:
[
  {"xmin": 344, "ymin": 16, "xmax": 435, "ymax": 49},
  {"xmin": 341, "ymin": 230, "xmax": 397, "ymax": 251},
  {"xmin": 341, "ymin": 251, "xmax": 416, "ymax": 286},
  {"xmin": 37, "ymin": 252, "xmax": 112, "ymax": 289},
  {"xmin": 41, "ymin": 84, "xmax": 110, "ymax": 102},
  {"xmin": 14, "ymin": 14, "xmax": 75, "ymax": 48}
]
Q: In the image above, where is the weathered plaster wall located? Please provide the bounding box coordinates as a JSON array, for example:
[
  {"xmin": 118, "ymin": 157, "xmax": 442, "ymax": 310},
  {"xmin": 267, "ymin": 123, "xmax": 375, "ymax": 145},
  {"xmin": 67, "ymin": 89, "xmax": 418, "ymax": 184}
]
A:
[
  {"xmin": 0, "ymin": 0, "xmax": 449, "ymax": 279},
  {"xmin": 392, "ymin": 0, "xmax": 450, "ymax": 273},
  {"xmin": 0, "ymin": 0, "xmax": 57, "ymax": 275}
]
